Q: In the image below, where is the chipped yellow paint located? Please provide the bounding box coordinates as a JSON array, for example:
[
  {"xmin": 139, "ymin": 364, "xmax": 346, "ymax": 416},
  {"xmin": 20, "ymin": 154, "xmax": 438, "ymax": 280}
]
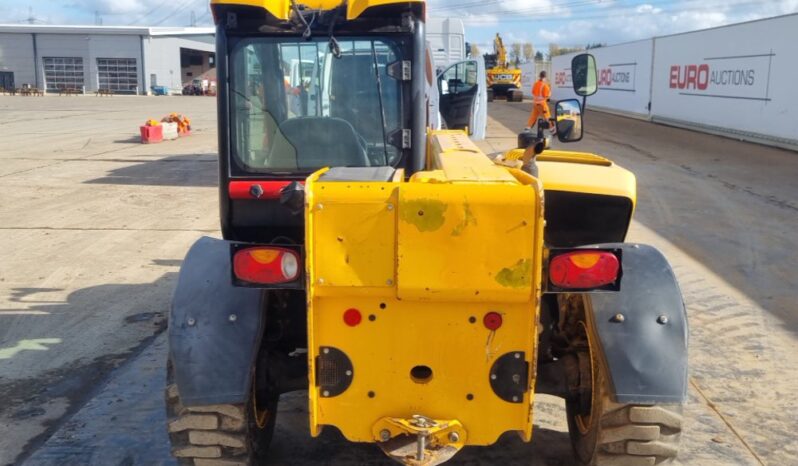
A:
[
  {"xmin": 451, "ymin": 202, "xmax": 477, "ymax": 236},
  {"xmin": 495, "ymin": 259, "xmax": 532, "ymax": 288},
  {"xmin": 396, "ymin": 182, "xmax": 536, "ymax": 303},
  {"xmin": 398, "ymin": 198, "xmax": 448, "ymax": 232},
  {"xmin": 305, "ymin": 129, "xmax": 546, "ymax": 449}
]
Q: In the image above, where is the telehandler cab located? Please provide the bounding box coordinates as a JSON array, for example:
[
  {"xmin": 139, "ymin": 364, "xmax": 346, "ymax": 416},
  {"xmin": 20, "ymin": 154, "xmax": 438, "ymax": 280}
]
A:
[{"xmin": 166, "ymin": 1, "xmax": 688, "ymax": 465}]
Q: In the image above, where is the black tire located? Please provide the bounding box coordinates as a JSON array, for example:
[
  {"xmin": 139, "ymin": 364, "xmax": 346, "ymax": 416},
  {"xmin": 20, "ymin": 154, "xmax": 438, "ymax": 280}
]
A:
[
  {"xmin": 510, "ymin": 89, "xmax": 524, "ymax": 102},
  {"xmin": 566, "ymin": 297, "xmax": 683, "ymax": 466},
  {"xmin": 487, "ymin": 89, "xmax": 494, "ymax": 102},
  {"xmin": 166, "ymin": 361, "xmax": 278, "ymax": 466}
]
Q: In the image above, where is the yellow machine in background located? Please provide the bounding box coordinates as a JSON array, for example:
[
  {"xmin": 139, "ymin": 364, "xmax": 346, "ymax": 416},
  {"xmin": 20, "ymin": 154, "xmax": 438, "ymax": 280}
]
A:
[{"xmin": 485, "ymin": 33, "xmax": 523, "ymax": 102}]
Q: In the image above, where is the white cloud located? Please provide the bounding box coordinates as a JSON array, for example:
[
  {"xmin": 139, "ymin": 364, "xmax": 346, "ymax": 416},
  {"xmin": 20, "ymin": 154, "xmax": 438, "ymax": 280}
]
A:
[
  {"xmin": 445, "ymin": 0, "xmax": 798, "ymax": 49},
  {"xmin": 635, "ymin": 4, "xmax": 662, "ymax": 14},
  {"xmin": 433, "ymin": 0, "xmax": 572, "ymax": 22},
  {"xmin": 459, "ymin": 13, "xmax": 501, "ymax": 26},
  {"xmin": 525, "ymin": 0, "xmax": 798, "ymax": 47},
  {"xmin": 0, "ymin": 0, "xmax": 211, "ymax": 25},
  {"xmin": 72, "ymin": 0, "xmax": 163, "ymax": 15},
  {"xmin": 538, "ymin": 29, "xmax": 562, "ymax": 42},
  {"xmin": 595, "ymin": 0, "xmax": 618, "ymax": 8}
]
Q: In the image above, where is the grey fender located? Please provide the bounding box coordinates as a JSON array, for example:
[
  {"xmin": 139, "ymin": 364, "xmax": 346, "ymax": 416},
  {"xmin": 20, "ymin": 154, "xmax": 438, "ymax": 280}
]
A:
[
  {"xmin": 585, "ymin": 243, "xmax": 688, "ymax": 404},
  {"xmin": 169, "ymin": 236, "xmax": 264, "ymax": 406}
]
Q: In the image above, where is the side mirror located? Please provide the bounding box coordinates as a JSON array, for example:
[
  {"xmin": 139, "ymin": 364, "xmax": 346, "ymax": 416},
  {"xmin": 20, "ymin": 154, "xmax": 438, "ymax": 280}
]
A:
[
  {"xmin": 571, "ymin": 54, "xmax": 597, "ymax": 97},
  {"xmin": 555, "ymin": 99, "xmax": 583, "ymax": 143}
]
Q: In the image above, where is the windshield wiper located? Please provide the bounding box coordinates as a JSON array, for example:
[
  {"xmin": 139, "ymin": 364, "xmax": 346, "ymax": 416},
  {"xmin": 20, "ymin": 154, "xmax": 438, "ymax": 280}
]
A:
[
  {"xmin": 371, "ymin": 42, "xmax": 390, "ymax": 166},
  {"xmin": 230, "ymin": 88, "xmax": 265, "ymax": 112}
]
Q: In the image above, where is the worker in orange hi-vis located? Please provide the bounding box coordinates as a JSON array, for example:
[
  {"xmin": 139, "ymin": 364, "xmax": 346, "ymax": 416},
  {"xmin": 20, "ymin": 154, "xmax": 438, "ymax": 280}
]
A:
[{"xmin": 526, "ymin": 70, "xmax": 556, "ymax": 134}]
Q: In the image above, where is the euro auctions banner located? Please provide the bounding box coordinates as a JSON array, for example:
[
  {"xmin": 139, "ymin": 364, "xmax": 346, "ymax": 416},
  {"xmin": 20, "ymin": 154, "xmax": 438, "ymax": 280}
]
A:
[
  {"xmin": 551, "ymin": 39, "xmax": 653, "ymax": 117},
  {"xmin": 651, "ymin": 14, "xmax": 798, "ymax": 144},
  {"xmin": 550, "ymin": 59, "xmax": 575, "ymax": 100}
]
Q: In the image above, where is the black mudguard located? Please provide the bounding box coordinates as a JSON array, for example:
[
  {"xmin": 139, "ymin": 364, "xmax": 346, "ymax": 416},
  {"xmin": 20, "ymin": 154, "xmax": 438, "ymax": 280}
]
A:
[
  {"xmin": 585, "ymin": 243, "xmax": 688, "ymax": 404},
  {"xmin": 169, "ymin": 236, "xmax": 264, "ymax": 406}
]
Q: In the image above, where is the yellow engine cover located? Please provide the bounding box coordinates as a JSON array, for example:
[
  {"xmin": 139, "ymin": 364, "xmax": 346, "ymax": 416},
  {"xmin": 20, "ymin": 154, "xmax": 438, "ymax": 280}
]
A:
[{"xmin": 305, "ymin": 150, "xmax": 544, "ymax": 446}]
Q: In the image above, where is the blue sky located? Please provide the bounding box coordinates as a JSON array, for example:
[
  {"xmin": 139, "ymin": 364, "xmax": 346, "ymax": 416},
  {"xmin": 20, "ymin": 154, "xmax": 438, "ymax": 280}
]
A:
[{"xmin": 1, "ymin": 0, "xmax": 796, "ymax": 51}]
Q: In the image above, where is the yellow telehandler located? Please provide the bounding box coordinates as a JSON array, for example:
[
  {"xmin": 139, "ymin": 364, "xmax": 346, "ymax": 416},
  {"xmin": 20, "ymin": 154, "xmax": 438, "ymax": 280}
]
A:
[{"xmin": 166, "ymin": 1, "xmax": 687, "ymax": 465}]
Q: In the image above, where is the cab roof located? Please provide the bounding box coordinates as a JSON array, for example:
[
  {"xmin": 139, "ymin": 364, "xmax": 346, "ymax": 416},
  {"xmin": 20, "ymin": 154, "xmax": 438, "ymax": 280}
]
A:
[{"xmin": 211, "ymin": 0, "xmax": 424, "ymax": 20}]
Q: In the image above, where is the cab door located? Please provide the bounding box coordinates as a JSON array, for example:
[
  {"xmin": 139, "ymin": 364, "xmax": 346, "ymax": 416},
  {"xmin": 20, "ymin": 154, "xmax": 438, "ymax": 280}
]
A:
[{"xmin": 437, "ymin": 57, "xmax": 487, "ymax": 140}]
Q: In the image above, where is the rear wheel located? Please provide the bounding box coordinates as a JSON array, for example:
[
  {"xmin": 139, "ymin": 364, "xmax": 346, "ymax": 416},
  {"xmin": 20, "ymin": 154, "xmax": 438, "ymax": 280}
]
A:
[
  {"xmin": 166, "ymin": 361, "xmax": 278, "ymax": 466},
  {"xmin": 487, "ymin": 88, "xmax": 494, "ymax": 102},
  {"xmin": 565, "ymin": 296, "xmax": 683, "ymax": 466},
  {"xmin": 509, "ymin": 89, "xmax": 524, "ymax": 102}
]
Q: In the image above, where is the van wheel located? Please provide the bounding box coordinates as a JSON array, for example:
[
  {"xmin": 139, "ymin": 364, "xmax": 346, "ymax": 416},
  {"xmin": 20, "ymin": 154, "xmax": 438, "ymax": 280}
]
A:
[
  {"xmin": 166, "ymin": 360, "xmax": 278, "ymax": 465},
  {"xmin": 565, "ymin": 298, "xmax": 683, "ymax": 466}
]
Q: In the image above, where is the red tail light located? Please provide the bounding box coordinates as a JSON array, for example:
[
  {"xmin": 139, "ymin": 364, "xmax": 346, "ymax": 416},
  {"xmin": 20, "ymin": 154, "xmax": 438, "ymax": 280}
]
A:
[
  {"xmin": 233, "ymin": 247, "xmax": 300, "ymax": 284},
  {"xmin": 549, "ymin": 251, "xmax": 619, "ymax": 289}
]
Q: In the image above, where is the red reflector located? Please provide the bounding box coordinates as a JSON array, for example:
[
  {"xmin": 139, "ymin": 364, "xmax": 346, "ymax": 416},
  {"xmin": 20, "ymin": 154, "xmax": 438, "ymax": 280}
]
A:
[
  {"xmin": 483, "ymin": 312, "xmax": 503, "ymax": 331},
  {"xmin": 343, "ymin": 308, "xmax": 362, "ymax": 327},
  {"xmin": 228, "ymin": 181, "xmax": 303, "ymax": 200},
  {"xmin": 549, "ymin": 251, "xmax": 619, "ymax": 289},
  {"xmin": 233, "ymin": 247, "xmax": 300, "ymax": 284}
]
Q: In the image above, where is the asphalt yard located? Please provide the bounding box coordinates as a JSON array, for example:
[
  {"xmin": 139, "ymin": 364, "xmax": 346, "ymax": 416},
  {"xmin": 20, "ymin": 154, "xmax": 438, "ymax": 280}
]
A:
[{"xmin": 1, "ymin": 95, "xmax": 796, "ymax": 465}]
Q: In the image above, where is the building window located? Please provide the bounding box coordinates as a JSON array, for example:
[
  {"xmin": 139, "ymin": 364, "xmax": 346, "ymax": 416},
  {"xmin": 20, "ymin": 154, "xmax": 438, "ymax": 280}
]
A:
[
  {"xmin": 43, "ymin": 57, "xmax": 85, "ymax": 92},
  {"xmin": 97, "ymin": 58, "xmax": 138, "ymax": 94}
]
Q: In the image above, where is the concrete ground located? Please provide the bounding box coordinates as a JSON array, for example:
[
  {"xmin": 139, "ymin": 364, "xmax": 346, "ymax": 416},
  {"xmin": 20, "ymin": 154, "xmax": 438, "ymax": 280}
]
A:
[
  {"xmin": 1, "ymin": 96, "xmax": 796, "ymax": 466},
  {"xmin": 0, "ymin": 95, "xmax": 219, "ymax": 465}
]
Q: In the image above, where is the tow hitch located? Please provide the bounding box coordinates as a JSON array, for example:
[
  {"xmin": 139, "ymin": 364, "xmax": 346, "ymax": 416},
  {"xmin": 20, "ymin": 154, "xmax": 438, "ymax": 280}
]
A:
[{"xmin": 373, "ymin": 415, "xmax": 467, "ymax": 466}]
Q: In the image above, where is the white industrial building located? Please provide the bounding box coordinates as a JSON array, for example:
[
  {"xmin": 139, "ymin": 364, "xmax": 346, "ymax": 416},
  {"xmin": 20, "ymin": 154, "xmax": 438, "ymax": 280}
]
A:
[{"xmin": 0, "ymin": 24, "xmax": 215, "ymax": 94}]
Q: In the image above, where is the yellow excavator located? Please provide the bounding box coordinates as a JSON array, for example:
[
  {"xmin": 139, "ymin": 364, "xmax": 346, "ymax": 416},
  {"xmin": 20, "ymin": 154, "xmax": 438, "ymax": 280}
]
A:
[
  {"xmin": 165, "ymin": 1, "xmax": 688, "ymax": 465},
  {"xmin": 485, "ymin": 33, "xmax": 523, "ymax": 102}
]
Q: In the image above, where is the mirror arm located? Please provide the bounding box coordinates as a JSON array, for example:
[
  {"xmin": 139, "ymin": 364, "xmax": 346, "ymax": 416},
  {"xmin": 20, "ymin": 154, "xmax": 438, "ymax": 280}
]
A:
[{"xmin": 582, "ymin": 95, "xmax": 587, "ymax": 120}]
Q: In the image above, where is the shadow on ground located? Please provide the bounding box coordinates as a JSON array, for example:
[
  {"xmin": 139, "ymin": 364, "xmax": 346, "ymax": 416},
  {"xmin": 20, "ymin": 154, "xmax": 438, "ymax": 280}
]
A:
[
  {"xmin": 268, "ymin": 391, "xmax": 575, "ymax": 465},
  {"xmin": 18, "ymin": 332, "xmax": 577, "ymax": 466},
  {"xmin": 83, "ymin": 154, "xmax": 217, "ymax": 187},
  {"xmin": 1, "ymin": 271, "xmax": 175, "ymax": 465}
]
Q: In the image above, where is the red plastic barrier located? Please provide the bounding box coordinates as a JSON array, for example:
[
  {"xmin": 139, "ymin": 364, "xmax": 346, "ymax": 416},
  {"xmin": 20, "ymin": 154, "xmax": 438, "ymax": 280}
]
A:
[{"xmin": 140, "ymin": 125, "xmax": 163, "ymax": 144}]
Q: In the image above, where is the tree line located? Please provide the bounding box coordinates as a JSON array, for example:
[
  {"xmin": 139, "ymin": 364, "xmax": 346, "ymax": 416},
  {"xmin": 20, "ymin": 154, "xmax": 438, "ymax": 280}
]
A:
[{"xmin": 469, "ymin": 42, "xmax": 607, "ymax": 64}]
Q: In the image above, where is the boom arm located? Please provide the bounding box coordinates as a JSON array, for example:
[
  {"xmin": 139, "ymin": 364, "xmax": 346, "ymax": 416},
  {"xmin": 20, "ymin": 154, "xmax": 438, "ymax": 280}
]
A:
[{"xmin": 494, "ymin": 33, "xmax": 508, "ymax": 68}]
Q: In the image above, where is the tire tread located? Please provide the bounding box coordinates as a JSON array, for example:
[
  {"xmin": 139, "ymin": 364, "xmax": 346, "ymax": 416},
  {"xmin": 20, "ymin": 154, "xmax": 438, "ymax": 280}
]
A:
[
  {"xmin": 166, "ymin": 376, "xmax": 255, "ymax": 466},
  {"xmin": 595, "ymin": 398, "xmax": 682, "ymax": 465}
]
